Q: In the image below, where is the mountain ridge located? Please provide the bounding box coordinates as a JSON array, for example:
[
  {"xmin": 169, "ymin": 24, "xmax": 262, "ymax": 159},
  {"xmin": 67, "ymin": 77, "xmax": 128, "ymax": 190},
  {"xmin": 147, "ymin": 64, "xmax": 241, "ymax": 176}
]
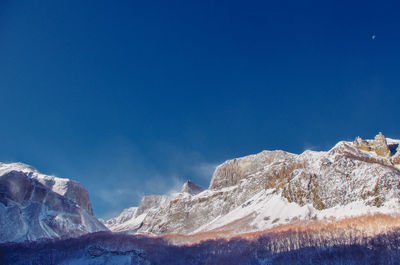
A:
[
  {"xmin": 1, "ymin": 132, "xmax": 400, "ymax": 244},
  {"xmin": 104, "ymin": 133, "xmax": 400, "ymax": 237}
]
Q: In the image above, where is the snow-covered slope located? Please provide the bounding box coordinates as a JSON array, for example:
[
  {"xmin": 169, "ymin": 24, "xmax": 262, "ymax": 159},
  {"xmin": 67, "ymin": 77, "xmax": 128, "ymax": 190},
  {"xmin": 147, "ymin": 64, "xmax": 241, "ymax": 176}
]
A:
[
  {"xmin": 105, "ymin": 133, "xmax": 400, "ymax": 236},
  {"xmin": 0, "ymin": 162, "xmax": 107, "ymax": 242}
]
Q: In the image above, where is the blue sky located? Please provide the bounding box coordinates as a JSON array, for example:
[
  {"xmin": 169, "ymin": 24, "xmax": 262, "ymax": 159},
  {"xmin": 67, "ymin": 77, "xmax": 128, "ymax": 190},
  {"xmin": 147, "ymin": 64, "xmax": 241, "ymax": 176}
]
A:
[{"xmin": 1, "ymin": 0, "xmax": 400, "ymax": 218}]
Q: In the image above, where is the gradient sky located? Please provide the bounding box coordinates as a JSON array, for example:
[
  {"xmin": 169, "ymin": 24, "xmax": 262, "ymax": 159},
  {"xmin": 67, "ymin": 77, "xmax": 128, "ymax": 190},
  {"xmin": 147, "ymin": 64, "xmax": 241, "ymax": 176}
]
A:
[{"xmin": 1, "ymin": 0, "xmax": 400, "ymax": 218}]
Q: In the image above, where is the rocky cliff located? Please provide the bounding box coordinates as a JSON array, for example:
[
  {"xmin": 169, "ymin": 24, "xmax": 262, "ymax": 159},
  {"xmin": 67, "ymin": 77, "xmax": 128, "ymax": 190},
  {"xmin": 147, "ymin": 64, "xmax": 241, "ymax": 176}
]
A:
[{"xmin": 0, "ymin": 162, "xmax": 107, "ymax": 242}]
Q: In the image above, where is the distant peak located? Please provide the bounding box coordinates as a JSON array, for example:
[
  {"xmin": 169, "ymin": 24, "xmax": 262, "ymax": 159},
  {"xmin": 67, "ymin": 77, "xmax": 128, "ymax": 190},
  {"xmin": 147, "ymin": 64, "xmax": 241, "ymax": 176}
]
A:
[{"xmin": 181, "ymin": 180, "xmax": 203, "ymax": 195}]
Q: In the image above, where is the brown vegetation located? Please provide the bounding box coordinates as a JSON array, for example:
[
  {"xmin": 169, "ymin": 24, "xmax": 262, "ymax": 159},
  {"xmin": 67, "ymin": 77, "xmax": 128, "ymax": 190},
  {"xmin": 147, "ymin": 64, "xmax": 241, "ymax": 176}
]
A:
[{"xmin": 163, "ymin": 213, "xmax": 400, "ymax": 246}]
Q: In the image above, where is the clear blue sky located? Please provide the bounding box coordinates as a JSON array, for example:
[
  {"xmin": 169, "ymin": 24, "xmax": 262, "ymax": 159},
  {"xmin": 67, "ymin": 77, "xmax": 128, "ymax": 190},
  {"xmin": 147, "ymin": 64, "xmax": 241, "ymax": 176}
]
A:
[{"xmin": 1, "ymin": 0, "xmax": 399, "ymax": 218}]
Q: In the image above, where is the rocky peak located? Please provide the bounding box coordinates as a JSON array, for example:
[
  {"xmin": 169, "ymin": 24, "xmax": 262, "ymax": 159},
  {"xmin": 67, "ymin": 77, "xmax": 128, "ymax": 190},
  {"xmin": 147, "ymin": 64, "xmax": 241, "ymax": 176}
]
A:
[
  {"xmin": 180, "ymin": 180, "xmax": 203, "ymax": 195},
  {"xmin": 353, "ymin": 132, "xmax": 390, "ymax": 157},
  {"xmin": 353, "ymin": 132, "xmax": 400, "ymax": 164}
]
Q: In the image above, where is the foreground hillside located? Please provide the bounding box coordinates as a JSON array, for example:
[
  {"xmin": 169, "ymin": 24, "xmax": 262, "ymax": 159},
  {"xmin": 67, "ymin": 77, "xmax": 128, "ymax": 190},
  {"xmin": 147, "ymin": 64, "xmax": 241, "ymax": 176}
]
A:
[{"xmin": 2, "ymin": 214, "xmax": 400, "ymax": 265}]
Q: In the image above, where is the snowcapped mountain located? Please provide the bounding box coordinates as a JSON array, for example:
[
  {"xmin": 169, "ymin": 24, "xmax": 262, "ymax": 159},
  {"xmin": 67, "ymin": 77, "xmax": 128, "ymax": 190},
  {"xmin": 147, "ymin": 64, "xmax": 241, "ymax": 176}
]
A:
[
  {"xmin": 104, "ymin": 133, "xmax": 400, "ymax": 237},
  {"xmin": 2, "ymin": 133, "xmax": 400, "ymax": 264},
  {"xmin": 0, "ymin": 162, "xmax": 107, "ymax": 243},
  {"xmin": 2, "ymin": 132, "xmax": 400, "ymax": 246}
]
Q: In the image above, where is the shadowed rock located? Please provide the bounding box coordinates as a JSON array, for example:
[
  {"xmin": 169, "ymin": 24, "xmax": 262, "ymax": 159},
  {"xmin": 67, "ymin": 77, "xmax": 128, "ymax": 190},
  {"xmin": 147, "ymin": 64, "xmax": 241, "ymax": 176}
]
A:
[{"xmin": 0, "ymin": 163, "xmax": 108, "ymax": 243}]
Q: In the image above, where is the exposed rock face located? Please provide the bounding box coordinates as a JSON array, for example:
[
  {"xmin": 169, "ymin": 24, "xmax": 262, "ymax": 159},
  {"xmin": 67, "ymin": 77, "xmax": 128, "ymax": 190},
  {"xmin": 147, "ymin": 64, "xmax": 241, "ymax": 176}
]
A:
[
  {"xmin": 0, "ymin": 163, "xmax": 107, "ymax": 243},
  {"xmin": 209, "ymin": 150, "xmax": 294, "ymax": 190},
  {"xmin": 181, "ymin": 180, "xmax": 203, "ymax": 195},
  {"xmin": 105, "ymin": 133, "xmax": 400, "ymax": 236}
]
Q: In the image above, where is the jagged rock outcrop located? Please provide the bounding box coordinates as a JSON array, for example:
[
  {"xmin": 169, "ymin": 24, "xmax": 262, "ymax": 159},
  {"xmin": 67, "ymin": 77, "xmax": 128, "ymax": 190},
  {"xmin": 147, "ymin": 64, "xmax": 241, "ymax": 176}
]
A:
[
  {"xmin": 0, "ymin": 163, "xmax": 107, "ymax": 243},
  {"xmin": 105, "ymin": 133, "xmax": 400, "ymax": 236},
  {"xmin": 353, "ymin": 132, "xmax": 399, "ymax": 162},
  {"xmin": 181, "ymin": 180, "xmax": 203, "ymax": 195}
]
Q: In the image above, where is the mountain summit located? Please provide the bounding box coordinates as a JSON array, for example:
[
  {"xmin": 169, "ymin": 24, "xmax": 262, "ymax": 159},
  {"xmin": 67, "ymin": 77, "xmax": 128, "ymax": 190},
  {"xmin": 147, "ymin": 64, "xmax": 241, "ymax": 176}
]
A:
[{"xmin": 181, "ymin": 180, "xmax": 203, "ymax": 195}]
